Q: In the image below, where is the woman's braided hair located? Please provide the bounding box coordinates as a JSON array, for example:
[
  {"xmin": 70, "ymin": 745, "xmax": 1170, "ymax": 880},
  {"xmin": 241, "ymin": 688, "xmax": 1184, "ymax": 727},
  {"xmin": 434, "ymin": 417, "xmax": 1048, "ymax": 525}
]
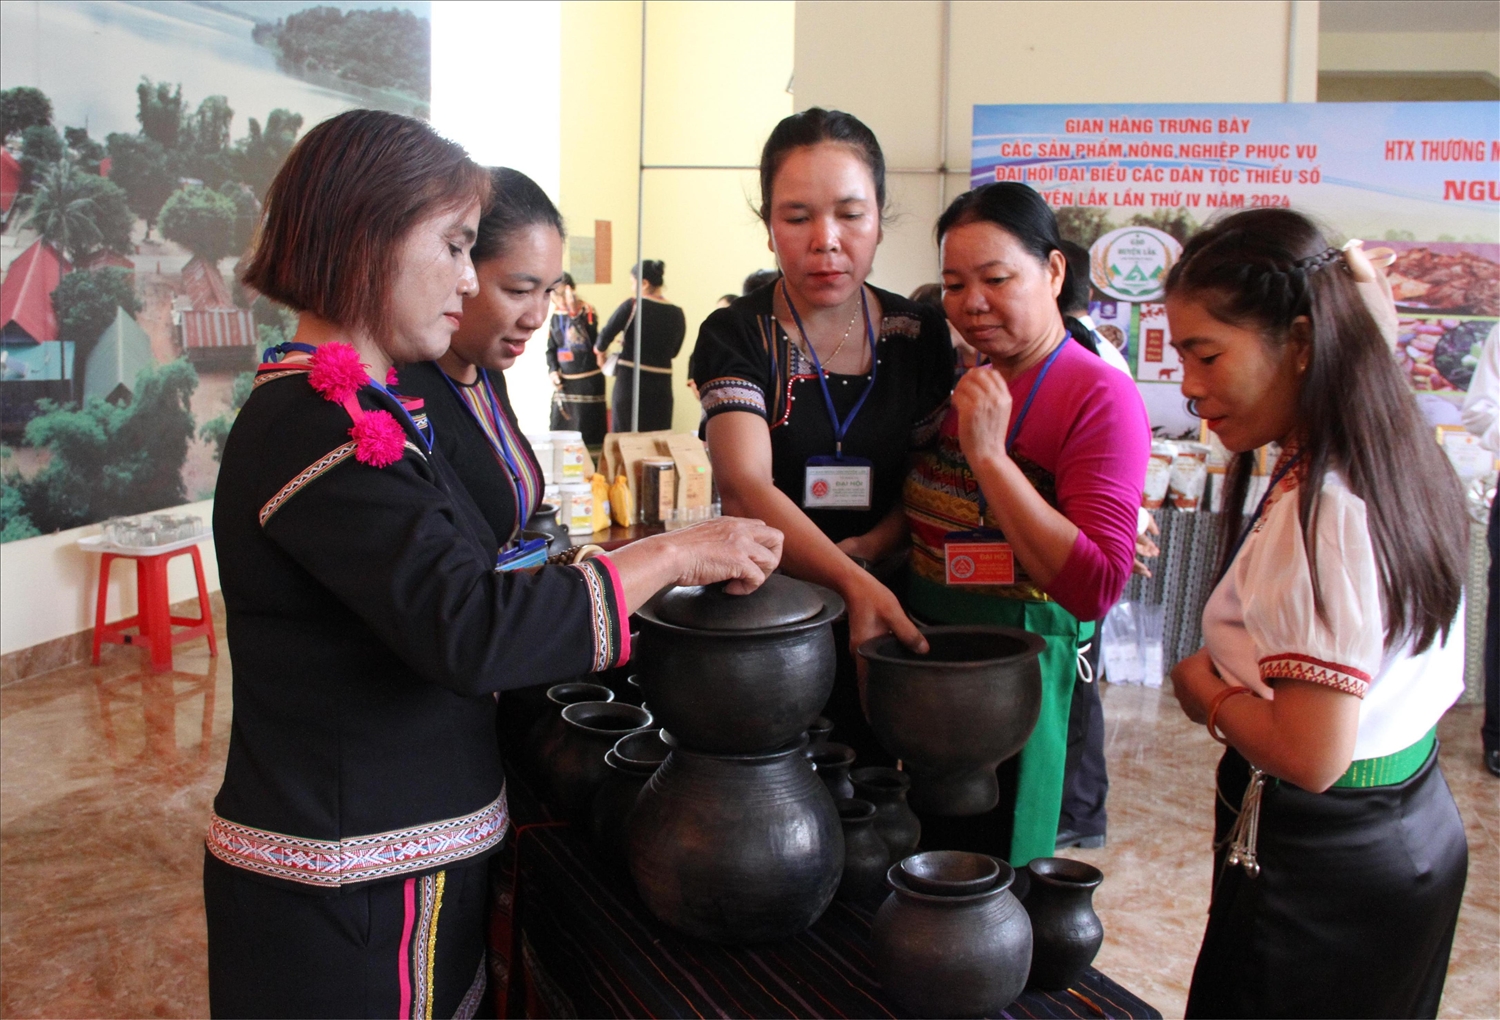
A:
[{"xmin": 1165, "ymin": 208, "xmax": 1465, "ymax": 654}]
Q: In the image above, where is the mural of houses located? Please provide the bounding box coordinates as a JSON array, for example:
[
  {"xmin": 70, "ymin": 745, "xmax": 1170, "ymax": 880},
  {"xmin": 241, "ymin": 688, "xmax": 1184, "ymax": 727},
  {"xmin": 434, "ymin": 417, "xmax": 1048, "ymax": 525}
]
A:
[
  {"xmin": 177, "ymin": 255, "xmax": 256, "ymax": 368},
  {"xmin": 0, "ymin": 149, "xmax": 19, "ymax": 226},
  {"xmin": 85, "ymin": 306, "xmax": 154, "ymax": 405},
  {"xmin": 0, "ymin": 239, "xmax": 75, "ymax": 433},
  {"xmin": 76, "ymin": 248, "xmax": 136, "ymax": 275}
]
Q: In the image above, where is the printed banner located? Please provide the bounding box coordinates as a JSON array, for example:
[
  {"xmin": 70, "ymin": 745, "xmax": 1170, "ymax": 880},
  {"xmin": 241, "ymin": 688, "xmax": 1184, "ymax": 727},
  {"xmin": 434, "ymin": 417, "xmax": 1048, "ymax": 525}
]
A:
[{"xmin": 971, "ymin": 102, "xmax": 1500, "ymax": 433}]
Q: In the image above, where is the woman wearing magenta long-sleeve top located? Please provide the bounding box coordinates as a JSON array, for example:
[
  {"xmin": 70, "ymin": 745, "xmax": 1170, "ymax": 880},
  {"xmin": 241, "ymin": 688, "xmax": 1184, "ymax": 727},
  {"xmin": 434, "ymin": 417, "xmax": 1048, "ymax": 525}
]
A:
[{"xmin": 902, "ymin": 182, "xmax": 1149, "ymax": 865}]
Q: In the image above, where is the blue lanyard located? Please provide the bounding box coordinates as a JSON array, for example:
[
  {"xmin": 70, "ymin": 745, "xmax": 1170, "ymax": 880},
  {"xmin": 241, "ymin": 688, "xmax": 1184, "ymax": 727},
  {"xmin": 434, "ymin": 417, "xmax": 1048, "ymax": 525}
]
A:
[
  {"xmin": 367, "ymin": 375, "xmax": 433, "ymax": 455},
  {"xmin": 1217, "ymin": 450, "xmax": 1303, "ymax": 583},
  {"xmin": 781, "ymin": 281, "xmax": 878, "ymax": 459},
  {"xmin": 973, "ymin": 335, "xmax": 1068, "ymax": 520}
]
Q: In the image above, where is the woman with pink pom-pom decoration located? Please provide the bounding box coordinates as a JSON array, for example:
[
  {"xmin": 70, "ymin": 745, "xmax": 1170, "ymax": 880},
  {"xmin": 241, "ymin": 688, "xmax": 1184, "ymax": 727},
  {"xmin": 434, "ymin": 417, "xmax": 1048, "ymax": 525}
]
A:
[{"xmin": 204, "ymin": 109, "xmax": 785, "ymax": 1018}]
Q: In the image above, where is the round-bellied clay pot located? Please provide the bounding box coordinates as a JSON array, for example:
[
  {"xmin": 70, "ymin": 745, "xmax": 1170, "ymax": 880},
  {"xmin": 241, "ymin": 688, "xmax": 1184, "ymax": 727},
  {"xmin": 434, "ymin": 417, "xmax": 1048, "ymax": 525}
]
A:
[
  {"xmin": 550, "ymin": 702, "xmax": 653, "ymax": 822},
  {"xmin": 808, "ymin": 741, "xmax": 856, "ymax": 801},
  {"xmin": 836, "ymin": 798, "xmax": 889, "ymax": 903},
  {"xmin": 590, "ymin": 729, "xmax": 672, "ymax": 854},
  {"xmin": 1023, "ymin": 857, "xmax": 1105, "ymax": 992},
  {"xmin": 522, "ymin": 681, "xmax": 614, "ymax": 784},
  {"xmin": 626, "ymin": 732, "xmax": 843, "ymax": 944},
  {"xmin": 872, "ymin": 853, "xmax": 1033, "ymax": 1018},
  {"xmin": 849, "ymin": 766, "xmax": 921, "ymax": 862},
  {"xmin": 858, "ymin": 627, "xmax": 1045, "ymax": 816},
  {"xmin": 635, "ymin": 576, "xmax": 843, "ymax": 753}
]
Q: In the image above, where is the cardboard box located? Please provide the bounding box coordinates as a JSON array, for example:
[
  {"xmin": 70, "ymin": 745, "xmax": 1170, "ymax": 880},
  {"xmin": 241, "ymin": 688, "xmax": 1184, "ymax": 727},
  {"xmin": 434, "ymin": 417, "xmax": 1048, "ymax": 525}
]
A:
[{"xmin": 602, "ymin": 431, "xmax": 673, "ymax": 519}]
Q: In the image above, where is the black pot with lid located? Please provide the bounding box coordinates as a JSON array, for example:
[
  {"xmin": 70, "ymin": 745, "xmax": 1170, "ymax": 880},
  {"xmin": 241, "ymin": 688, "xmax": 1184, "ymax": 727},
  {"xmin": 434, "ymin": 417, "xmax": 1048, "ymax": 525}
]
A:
[{"xmin": 635, "ymin": 575, "xmax": 844, "ymax": 754}]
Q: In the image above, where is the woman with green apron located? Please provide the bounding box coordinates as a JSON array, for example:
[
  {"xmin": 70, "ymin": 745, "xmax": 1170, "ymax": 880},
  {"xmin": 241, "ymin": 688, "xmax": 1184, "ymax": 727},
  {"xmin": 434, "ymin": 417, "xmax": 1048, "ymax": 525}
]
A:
[{"xmin": 903, "ymin": 183, "xmax": 1150, "ymax": 865}]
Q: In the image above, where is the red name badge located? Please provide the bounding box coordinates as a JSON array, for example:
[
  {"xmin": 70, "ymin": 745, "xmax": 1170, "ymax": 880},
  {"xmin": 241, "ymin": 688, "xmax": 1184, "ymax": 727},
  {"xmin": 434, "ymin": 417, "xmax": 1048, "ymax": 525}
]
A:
[{"xmin": 944, "ymin": 537, "xmax": 1016, "ymax": 586}]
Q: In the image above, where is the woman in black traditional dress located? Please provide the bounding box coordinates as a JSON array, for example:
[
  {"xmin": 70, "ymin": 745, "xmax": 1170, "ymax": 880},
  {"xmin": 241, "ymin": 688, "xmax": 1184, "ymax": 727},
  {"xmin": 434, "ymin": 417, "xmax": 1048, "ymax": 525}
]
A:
[
  {"xmin": 399, "ymin": 167, "xmax": 557, "ymax": 550},
  {"xmin": 690, "ymin": 109, "xmax": 953, "ymax": 765},
  {"xmin": 204, "ymin": 110, "xmax": 782, "ymax": 1019},
  {"xmin": 547, "ymin": 272, "xmax": 606, "ymax": 444},
  {"xmin": 597, "ymin": 259, "xmax": 685, "ymax": 431}
]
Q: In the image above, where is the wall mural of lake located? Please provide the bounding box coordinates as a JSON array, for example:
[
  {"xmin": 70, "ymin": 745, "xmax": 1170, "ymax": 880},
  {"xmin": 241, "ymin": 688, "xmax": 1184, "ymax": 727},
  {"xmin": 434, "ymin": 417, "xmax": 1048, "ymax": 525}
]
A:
[{"xmin": 0, "ymin": 0, "xmax": 430, "ymax": 541}]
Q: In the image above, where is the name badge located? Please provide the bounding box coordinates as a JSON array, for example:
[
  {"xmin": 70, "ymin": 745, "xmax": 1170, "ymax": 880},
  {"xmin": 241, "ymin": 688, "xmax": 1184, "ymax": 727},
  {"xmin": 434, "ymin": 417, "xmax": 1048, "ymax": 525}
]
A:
[
  {"xmin": 943, "ymin": 528, "xmax": 1016, "ymax": 586},
  {"xmin": 496, "ymin": 536, "xmax": 548, "ymax": 572},
  {"xmin": 558, "ymin": 348, "xmax": 575, "ymax": 363},
  {"xmin": 804, "ymin": 455, "xmax": 873, "ymax": 510}
]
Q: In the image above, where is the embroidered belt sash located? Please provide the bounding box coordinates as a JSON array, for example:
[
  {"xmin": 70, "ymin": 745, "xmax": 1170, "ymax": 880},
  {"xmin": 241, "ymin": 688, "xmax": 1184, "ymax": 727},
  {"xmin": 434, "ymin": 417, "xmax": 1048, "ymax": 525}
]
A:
[
  {"xmin": 206, "ymin": 787, "xmax": 510, "ymax": 888},
  {"xmin": 560, "ymin": 368, "xmax": 603, "ymax": 380}
]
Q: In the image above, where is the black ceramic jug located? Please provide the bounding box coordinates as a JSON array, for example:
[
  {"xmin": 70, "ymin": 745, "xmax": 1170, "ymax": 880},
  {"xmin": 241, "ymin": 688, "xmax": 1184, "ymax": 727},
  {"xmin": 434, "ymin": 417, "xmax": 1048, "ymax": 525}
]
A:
[
  {"xmin": 626, "ymin": 732, "xmax": 843, "ymax": 944},
  {"xmin": 849, "ymin": 766, "xmax": 921, "ymax": 862},
  {"xmin": 1023, "ymin": 857, "xmax": 1104, "ymax": 991},
  {"xmin": 808, "ymin": 742, "xmax": 856, "ymax": 800},
  {"xmin": 835, "ymin": 798, "xmax": 888, "ymax": 903},
  {"xmin": 590, "ymin": 729, "xmax": 671, "ymax": 854},
  {"xmin": 550, "ymin": 702, "xmax": 653, "ymax": 823}
]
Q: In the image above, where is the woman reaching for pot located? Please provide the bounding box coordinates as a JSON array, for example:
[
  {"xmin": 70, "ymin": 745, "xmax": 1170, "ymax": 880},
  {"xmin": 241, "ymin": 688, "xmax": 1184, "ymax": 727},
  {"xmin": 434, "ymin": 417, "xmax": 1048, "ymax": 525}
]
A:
[
  {"xmin": 901, "ymin": 182, "xmax": 1149, "ymax": 866},
  {"xmin": 1166, "ymin": 209, "xmax": 1468, "ymax": 1018},
  {"xmin": 691, "ymin": 108, "xmax": 954, "ymax": 765},
  {"xmin": 205, "ymin": 110, "xmax": 781, "ymax": 1018}
]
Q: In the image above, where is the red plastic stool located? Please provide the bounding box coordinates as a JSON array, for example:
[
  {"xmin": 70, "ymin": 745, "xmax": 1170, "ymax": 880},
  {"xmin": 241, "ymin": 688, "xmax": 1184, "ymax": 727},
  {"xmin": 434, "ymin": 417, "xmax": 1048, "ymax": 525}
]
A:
[{"xmin": 91, "ymin": 543, "xmax": 218, "ymax": 672}]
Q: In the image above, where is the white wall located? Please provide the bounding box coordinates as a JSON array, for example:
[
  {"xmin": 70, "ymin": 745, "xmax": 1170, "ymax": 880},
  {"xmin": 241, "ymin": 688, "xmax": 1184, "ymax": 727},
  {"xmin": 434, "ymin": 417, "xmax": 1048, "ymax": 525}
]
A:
[{"xmin": 0, "ymin": 499, "xmax": 218, "ymax": 657}]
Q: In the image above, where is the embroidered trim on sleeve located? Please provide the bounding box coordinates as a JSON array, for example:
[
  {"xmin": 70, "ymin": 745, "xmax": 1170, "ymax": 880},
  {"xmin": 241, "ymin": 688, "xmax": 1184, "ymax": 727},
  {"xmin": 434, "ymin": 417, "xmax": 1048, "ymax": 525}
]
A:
[
  {"xmin": 205, "ymin": 787, "xmax": 509, "ymax": 887},
  {"xmin": 1258, "ymin": 653, "xmax": 1372, "ymax": 698},
  {"xmin": 699, "ymin": 376, "xmax": 767, "ymax": 418},
  {"xmin": 592, "ymin": 554, "xmax": 631, "ymax": 668},
  {"xmin": 572, "ymin": 558, "xmax": 620, "ymax": 672},
  {"xmin": 910, "ymin": 397, "xmax": 949, "ymax": 448},
  {"xmin": 259, "ymin": 441, "xmax": 359, "ymax": 527}
]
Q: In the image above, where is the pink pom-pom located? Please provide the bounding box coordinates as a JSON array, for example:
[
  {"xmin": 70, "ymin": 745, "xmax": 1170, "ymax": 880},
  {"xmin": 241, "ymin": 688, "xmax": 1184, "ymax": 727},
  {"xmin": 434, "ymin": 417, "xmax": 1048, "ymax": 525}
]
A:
[
  {"xmin": 385, "ymin": 366, "xmax": 399, "ymax": 386},
  {"xmin": 349, "ymin": 410, "xmax": 406, "ymax": 468},
  {"xmin": 309, "ymin": 342, "xmax": 369, "ymax": 403}
]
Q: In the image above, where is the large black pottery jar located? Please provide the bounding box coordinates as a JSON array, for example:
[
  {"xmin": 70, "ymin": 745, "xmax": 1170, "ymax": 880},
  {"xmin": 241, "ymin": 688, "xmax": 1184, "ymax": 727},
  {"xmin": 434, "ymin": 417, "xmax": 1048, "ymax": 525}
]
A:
[
  {"xmin": 849, "ymin": 767, "xmax": 921, "ymax": 861},
  {"xmin": 635, "ymin": 576, "xmax": 843, "ymax": 753},
  {"xmin": 522, "ymin": 681, "xmax": 614, "ymax": 784},
  {"xmin": 625, "ymin": 732, "xmax": 843, "ymax": 944},
  {"xmin": 859, "ymin": 627, "xmax": 1045, "ymax": 816},
  {"xmin": 872, "ymin": 851, "xmax": 1032, "ymax": 1018},
  {"xmin": 591, "ymin": 728, "xmax": 672, "ymax": 854},
  {"xmin": 1023, "ymin": 857, "xmax": 1104, "ymax": 991},
  {"xmin": 550, "ymin": 702, "xmax": 653, "ymax": 822}
]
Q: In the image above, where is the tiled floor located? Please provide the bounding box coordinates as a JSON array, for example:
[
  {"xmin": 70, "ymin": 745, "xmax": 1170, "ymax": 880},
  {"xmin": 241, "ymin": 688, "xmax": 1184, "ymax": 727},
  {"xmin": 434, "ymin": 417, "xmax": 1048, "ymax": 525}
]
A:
[{"xmin": 1, "ymin": 629, "xmax": 1496, "ymax": 1018}]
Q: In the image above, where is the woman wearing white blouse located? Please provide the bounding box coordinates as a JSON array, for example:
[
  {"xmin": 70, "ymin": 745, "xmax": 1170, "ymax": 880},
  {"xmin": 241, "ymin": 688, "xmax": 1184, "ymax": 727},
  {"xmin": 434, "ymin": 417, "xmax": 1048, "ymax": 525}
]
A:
[{"xmin": 1164, "ymin": 209, "xmax": 1469, "ymax": 1019}]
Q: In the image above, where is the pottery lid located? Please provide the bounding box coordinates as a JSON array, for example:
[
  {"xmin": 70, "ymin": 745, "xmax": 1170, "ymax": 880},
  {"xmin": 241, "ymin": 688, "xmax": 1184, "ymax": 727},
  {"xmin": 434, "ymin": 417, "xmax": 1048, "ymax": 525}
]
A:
[{"xmin": 653, "ymin": 574, "xmax": 827, "ymax": 631}]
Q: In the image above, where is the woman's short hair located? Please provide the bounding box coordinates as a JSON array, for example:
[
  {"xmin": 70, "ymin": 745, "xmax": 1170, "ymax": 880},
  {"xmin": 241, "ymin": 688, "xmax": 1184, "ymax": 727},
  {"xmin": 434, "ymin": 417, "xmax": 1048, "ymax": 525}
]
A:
[
  {"xmin": 241, "ymin": 109, "xmax": 490, "ymax": 339},
  {"xmin": 1166, "ymin": 207, "xmax": 1465, "ymax": 654},
  {"xmin": 757, "ymin": 108, "xmax": 886, "ymax": 224},
  {"xmin": 471, "ymin": 166, "xmax": 563, "ymax": 264}
]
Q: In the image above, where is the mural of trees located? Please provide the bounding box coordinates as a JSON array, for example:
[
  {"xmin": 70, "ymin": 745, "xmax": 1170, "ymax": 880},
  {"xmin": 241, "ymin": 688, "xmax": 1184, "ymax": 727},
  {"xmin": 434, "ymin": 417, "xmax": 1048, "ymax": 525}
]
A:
[
  {"xmin": 254, "ymin": 7, "xmax": 430, "ymax": 100},
  {"xmin": 0, "ymin": 86, "xmax": 53, "ymax": 143}
]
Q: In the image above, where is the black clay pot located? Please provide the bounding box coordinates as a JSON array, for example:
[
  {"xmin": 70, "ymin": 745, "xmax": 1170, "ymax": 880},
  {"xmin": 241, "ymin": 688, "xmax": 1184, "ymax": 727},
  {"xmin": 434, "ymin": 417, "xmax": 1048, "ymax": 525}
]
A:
[
  {"xmin": 808, "ymin": 741, "xmax": 856, "ymax": 800},
  {"xmin": 626, "ymin": 732, "xmax": 843, "ymax": 944},
  {"xmin": 872, "ymin": 853, "xmax": 1033, "ymax": 1018},
  {"xmin": 859, "ymin": 627, "xmax": 1045, "ymax": 816},
  {"xmin": 849, "ymin": 767, "xmax": 922, "ymax": 862},
  {"xmin": 550, "ymin": 702, "xmax": 653, "ymax": 822},
  {"xmin": 807, "ymin": 715, "xmax": 834, "ymax": 753},
  {"xmin": 836, "ymin": 798, "xmax": 889, "ymax": 903},
  {"xmin": 528, "ymin": 503, "xmax": 571, "ymax": 554},
  {"xmin": 635, "ymin": 576, "xmax": 844, "ymax": 753},
  {"xmin": 1023, "ymin": 857, "xmax": 1105, "ymax": 992},
  {"xmin": 523, "ymin": 681, "xmax": 614, "ymax": 783},
  {"xmin": 591, "ymin": 729, "xmax": 672, "ymax": 853}
]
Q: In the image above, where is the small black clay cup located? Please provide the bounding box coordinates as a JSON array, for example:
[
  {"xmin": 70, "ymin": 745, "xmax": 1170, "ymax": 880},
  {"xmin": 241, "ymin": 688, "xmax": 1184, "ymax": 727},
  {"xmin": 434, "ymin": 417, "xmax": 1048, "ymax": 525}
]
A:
[
  {"xmin": 1023, "ymin": 856, "xmax": 1104, "ymax": 991},
  {"xmin": 551, "ymin": 702, "xmax": 653, "ymax": 822}
]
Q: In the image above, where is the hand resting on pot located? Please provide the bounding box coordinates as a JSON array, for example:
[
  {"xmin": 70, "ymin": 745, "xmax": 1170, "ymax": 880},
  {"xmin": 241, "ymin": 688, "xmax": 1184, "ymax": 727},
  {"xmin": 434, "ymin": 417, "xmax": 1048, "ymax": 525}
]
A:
[{"xmin": 607, "ymin": 516, "xmax": 784, "ymax": 611}]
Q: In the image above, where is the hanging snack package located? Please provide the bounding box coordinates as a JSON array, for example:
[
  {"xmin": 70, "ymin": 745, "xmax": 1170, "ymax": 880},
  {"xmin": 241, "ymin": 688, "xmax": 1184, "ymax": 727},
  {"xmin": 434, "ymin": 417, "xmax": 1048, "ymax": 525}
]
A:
[
  {"xmin": 1143, "ymin": 441, "xmax": 1175, "ymax": 509},
  {"xmin": 1168, "ymin": 443, "xmax": 1209, "ymax": 511}
]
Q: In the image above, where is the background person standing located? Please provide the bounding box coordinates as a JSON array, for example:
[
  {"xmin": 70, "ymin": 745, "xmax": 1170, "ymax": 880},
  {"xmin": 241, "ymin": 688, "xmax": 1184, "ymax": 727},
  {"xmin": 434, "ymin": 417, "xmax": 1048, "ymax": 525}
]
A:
[{"xmin": 598, "ymin": 260, "xmax": 685, "ymax": 432}]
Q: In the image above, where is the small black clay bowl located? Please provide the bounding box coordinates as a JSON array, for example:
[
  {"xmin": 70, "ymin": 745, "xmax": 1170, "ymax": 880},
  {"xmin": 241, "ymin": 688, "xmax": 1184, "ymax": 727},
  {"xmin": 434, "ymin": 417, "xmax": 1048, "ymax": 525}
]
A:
[
  {"xmin": 549, "ymin": 681, "xmax": 614, "ymax": 708},
  {"xmin": 613, "ymin": 728, "xmax": 671, "ymax": 769},
  {"xmin": 899, "ymin": 850, "xmax": 1002, "ymax": 896},
  {"xmin": 1028, "ymin": 855, "xmax": 1103, "ymax": 890}
]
